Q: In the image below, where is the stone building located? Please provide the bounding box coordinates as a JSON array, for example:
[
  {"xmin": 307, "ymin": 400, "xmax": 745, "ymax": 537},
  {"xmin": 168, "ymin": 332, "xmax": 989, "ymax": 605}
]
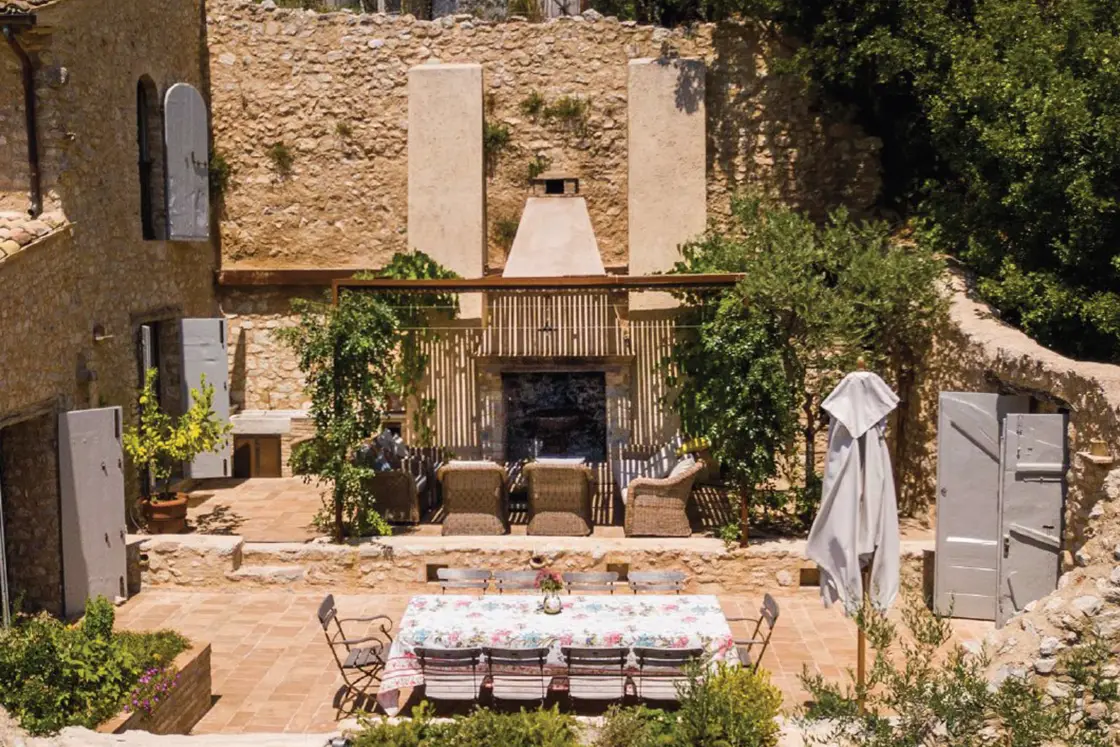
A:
[{"xmin": 0, "ymin": 0, "xmax": 219, "ymax": 616}]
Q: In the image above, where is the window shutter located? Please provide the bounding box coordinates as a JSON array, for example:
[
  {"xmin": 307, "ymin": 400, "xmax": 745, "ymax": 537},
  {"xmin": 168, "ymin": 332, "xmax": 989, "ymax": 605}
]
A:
[
  {"xmin": 163, "ymin": 83, "xmax": 210, "ymax": 241},
  {"xmin": 180, "ymin": 319, "xmax": 231, "ymax": 478}
]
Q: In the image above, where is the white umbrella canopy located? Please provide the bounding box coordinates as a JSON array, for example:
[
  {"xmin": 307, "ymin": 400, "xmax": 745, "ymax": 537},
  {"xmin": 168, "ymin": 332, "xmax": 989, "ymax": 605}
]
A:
[{"xmin": 806, "ymin": 370, "xmax": 901, "ymax": 614}]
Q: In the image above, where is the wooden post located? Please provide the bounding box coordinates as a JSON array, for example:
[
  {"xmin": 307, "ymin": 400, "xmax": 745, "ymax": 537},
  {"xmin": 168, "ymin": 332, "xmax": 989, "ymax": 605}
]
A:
[{"xmin": 857, "ymin": 561, "xmax": 871, "ymax": 714}]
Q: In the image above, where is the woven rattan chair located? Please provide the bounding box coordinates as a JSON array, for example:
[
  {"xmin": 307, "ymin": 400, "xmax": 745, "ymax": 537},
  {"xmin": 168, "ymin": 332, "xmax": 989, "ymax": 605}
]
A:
[
  {"xmin": 524, "ymin": 462, "xmax": 594, "ymax": 536},
  {"xmin": 623, "ymin": 459, "xmax": 704, "ymax": 537},
  {"xmin": 366, "ymin": 470, "xmax": 422, "ymax": 524},
  {"xmin": 438, "ymin": 461, "xmax": 509, "ymax": 536}
]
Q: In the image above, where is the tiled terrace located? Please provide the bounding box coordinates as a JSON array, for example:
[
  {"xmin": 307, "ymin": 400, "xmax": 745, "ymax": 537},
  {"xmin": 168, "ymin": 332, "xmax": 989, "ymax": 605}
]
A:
[{"xmin": 114, "ymin": 589, "xmax": 990, "ymax": 735}]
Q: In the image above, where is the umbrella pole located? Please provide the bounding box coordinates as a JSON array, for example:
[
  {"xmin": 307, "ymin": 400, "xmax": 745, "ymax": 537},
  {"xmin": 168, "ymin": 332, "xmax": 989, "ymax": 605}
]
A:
[{"xmin": 856, "ymin": 558, "xmax": 872, "ymax": 714}]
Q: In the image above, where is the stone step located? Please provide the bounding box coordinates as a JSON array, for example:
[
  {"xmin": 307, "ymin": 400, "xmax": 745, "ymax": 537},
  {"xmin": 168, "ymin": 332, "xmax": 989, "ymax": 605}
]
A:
[{"xmin": 225, "ymin": 564, "xmax": 307, "ymax": 585}]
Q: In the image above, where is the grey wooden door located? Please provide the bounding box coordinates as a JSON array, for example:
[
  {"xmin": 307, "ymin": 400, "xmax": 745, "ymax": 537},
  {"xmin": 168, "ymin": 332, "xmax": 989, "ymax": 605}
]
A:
[
  {"xmin": 180, "ymin": 319, "xmax": 231, "ymax": 479},
  {"xmin": 934, "ymin": 393, "xmax": 1029, "ymax": 620},
  {"xmin": 996, "ymin": 413, "xmax": 1066, "ymax": 628},
  {"xmin": 58, "ymin": 407, "xmax": 127, "ymax": 619},
  {"xmin": 163, "ymin": 83, "xmax": 210, "ymax": 241}
]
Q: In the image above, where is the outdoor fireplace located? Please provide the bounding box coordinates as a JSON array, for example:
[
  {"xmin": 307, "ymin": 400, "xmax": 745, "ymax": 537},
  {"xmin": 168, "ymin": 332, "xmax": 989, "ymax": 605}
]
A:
[{"xmin": 502, "ymin": 372, "xmax": 607, "ymax": 463}]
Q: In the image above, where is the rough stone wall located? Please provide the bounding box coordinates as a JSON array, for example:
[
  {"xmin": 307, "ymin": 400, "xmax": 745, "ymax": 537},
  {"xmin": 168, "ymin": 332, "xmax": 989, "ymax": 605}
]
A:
[
  {"xmin": 0, "ymin": 413, "xmax": 62, "ymax": 615},
  {"xmin": 0, "ymin": 0, "xmax": 219, "ymax": 520},
  {"xmin": 223, "ymin": 287, "xmax": 317, "ymax": 411},
  {"xmin": 207, "ymin": 1, "xmax": 881, "ymax": 270},
  {"xmin": 910, "ymin": 272, "xmax": 1120, "ymax": 707}
]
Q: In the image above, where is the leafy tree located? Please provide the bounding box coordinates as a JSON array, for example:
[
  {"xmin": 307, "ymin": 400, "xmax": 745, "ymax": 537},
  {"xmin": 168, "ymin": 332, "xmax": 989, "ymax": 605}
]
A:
[
  {"xmin": 671, "ymin": 196, "xmax": 943, "ymax": 528},
  {"xmin": 277, "ymin": 252, "xmax": 456, "ymax": 541}
]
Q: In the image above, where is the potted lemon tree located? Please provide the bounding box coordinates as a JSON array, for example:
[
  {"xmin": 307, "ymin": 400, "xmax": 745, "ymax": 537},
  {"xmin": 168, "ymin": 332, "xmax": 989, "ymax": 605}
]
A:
[{"xmin": 123, "ymin": 368, "xmax": 231, "ymax": 533}]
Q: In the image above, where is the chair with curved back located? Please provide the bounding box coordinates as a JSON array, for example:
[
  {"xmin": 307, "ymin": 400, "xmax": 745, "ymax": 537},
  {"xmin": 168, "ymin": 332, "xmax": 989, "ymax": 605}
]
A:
[{"xmin": 317, "ymin": 594, "xmax": 393, "ymax": 697}]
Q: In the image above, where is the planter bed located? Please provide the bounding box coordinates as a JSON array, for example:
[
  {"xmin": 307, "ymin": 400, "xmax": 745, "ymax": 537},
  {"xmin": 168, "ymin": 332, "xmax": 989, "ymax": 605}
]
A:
[{"xmin": 98, "ymin": 642, "xmax": 213, "ymax": 735}]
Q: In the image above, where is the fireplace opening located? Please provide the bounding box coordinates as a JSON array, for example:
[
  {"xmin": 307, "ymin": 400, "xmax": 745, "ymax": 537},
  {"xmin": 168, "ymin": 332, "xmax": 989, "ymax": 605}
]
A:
[{"xmin": 503, "ymin": 372, "xmax": 607, "ymax": 462}]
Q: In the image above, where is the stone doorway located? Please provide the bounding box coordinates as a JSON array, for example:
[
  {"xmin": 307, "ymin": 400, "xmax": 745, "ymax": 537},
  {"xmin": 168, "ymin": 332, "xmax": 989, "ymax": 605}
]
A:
[{"xmin": 0, "ymin": 412, "xmax": 62, "ymax": 616}]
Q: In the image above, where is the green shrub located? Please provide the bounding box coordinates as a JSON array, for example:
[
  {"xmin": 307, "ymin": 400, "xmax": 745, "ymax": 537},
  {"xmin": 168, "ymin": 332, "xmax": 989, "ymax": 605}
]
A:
[
  {"xmin": 493, "ymin": 214, "xmax": 520, "ymax": 252},
  {"xmin": 595, "ymin": 705, "xmax": 676, "ymax": 747},
  {"xmin": 208, "ymin": 149, "xmax": 232, "ymax": 198},
  {"xmin": 527, "ymin": 153, "xmax": 552, "ymax": 181},
  {"xmin": 351, "ymin": 703, "xmax": 580, "ymax": 747},
  {"xmin": 596, "ymin": 665, "xmax": 782, "ymax": 747},
  {"xmin": 0, "ymin": 597, "xmax": 190, "ymax": 735},
  {"xmin": 542, "ymin": 96, "xmax": 590, "ymax": 133}
]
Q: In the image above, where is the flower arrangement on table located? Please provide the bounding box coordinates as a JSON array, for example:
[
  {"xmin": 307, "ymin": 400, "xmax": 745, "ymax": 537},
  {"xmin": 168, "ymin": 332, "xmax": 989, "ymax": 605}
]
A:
[{"xmin": 535, "ymin": 570, "xmax": 564, "ymax": 614}]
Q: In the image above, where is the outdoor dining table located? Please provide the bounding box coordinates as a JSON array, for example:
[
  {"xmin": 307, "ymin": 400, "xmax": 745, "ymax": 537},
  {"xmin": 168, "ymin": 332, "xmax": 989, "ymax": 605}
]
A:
[{"xmin": 376, "ymin": 593, "xmax": 737, "ymax": 714}]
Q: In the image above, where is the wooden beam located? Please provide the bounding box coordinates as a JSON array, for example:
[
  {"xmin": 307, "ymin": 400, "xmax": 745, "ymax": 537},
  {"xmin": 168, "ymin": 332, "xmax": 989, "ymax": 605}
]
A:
[
  {"xmin": 216, "ymin": 269, "xmax": 363, "ymax": 287},
  {"xmin": 333, "ymin": 273, "xmax": 743, "ymax": 292}
]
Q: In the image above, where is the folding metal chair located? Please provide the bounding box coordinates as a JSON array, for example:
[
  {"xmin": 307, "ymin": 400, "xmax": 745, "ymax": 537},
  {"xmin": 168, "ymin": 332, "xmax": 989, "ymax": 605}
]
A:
[
  {"xmin": 415, "ymin": 647, "xmax": 486, "ymax": 702},
  {"xmin": 561, "ymin": 646, "xmax": 630, "ymax": 703},
  {"xmin": 317, "ymin": 594, "xmax": 393, "ymax": 696},
  {"xmin": 727, "ymin": 593, "xmax": 780, "ymax": 672},
  {"xmin": 628, "ymin": 570, "xmax": 686, "ymax": 594},
  {"xmin": 562, "ymin": 571, "xmax": 618, "ymax": 594},
  {"xmin": 632, "ymin": 646, "xmax": 704, "ymax": 700},
  {"xmin": 436, "ymin": 568, "xmax": 491, "ymax": 594},
  {"xmin": 483, "ymin": 646, "xmax": 552, "ymax": 703},
  {"xmin": 493, "ymin": 570, "xmax": 540, "ymax": 594}
]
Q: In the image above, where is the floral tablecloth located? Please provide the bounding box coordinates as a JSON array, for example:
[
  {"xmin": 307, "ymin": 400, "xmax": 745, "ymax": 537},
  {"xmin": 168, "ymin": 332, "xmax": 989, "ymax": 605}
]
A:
[{"xmin": 376, "ymin": 594, "xmax": 736, "ymax": 714}]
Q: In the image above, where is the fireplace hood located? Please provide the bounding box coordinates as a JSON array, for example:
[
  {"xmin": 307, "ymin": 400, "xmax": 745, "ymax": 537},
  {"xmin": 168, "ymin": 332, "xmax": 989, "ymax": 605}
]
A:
[{"xmin": 502, "ymin": 179, "xmax": 606, "ymax": 277}]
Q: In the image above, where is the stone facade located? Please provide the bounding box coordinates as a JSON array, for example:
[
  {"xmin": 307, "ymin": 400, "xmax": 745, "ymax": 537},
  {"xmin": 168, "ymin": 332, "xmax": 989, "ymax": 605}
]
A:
[
  {"xmin": 0, "ymin": 412, "xmax": 62, "ymax": 615},
  {"xmin": 223, "ymin": 288, "xmax": 316, "ymax": 411},
  {"xmin": 207, "ymin": 1, "xmax": 881, "ymax": 271},
  {"xmin": 0, "ymin": 0, "xmax": 220, "ymax": 571}
]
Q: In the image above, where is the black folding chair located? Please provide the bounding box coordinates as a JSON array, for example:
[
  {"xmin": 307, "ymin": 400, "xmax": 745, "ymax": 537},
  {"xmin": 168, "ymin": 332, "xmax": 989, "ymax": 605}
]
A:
[
  {"xmin": 727, "ymin": 593, "xmax": 780, "ymax": 672},
  {"xmin": 317, "ymin": 594, "xmax": 393, "ymax": 696}
]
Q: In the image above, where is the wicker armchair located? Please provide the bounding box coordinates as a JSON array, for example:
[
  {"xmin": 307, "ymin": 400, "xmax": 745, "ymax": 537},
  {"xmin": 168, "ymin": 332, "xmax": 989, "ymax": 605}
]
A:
[
  {"xmin": 366, "ymin": 469, "xmax": 422, "ymax": 524},
  {"xmin": 623, "ymin": 460, "xmax": 704, "ymax": 537},
  {"xmin": 437, "ymin": 461, "xmax": 509, "ymax": 536},
  {"xmin": 524, "ymin": 462, "xmax": 594, "ymax": 536}
]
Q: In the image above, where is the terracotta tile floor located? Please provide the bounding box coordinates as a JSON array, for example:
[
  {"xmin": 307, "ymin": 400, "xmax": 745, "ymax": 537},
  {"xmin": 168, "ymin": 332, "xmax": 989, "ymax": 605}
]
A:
[
  {"xmin": 115, "ymin": 589, "xmax": 991, "ymax": 734},
  {"xmin": 185, "ymin": 477, "xmax": 934, "ymax": 545}
]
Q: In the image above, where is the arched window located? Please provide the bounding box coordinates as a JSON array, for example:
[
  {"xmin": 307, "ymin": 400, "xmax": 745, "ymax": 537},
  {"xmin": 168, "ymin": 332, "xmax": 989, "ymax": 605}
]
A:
[{"xmin": 136, "ymin": 76, "xmax": 165, "ymax": 239}]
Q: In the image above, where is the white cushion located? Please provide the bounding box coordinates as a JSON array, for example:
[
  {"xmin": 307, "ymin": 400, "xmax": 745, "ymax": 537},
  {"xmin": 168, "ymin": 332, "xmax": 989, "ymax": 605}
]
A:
[
  {"xmin": 646, "ymin": 437, "xmax": 682, "ymax": 480},
  {"xmin": 535, "ymin": 457, "xmax": 585, "ymax": 466},
  {"xmin": 668, "ymin": 455, "xmax": 697, "ymax": 479}
]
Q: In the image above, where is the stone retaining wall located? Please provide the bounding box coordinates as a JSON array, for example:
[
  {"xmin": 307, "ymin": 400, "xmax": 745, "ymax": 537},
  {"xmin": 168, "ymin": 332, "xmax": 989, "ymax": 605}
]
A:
[
  {"xmin": 98, "ymin": 643, "xmax": 213, "ymax": 736},
  {"xmin": 208, "ymin": 0, "xmax": 881, "ymax": 271},
  {"xmin": 133, "ymin": 532, "xmax": 929, "ymax": 596}
]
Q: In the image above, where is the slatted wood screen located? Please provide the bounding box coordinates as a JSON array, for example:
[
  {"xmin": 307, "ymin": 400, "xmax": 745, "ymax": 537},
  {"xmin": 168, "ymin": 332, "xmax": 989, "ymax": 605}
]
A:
[{"xmin": 480, "ymin": 291, "xmax": 624, "ymax": 358}]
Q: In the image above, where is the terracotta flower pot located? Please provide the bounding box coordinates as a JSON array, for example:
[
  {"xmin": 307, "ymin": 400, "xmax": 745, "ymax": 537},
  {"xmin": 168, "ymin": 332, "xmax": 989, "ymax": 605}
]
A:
[{"xmin": 142, "ymin": 493, "xmax": 189, "ymax": 534}]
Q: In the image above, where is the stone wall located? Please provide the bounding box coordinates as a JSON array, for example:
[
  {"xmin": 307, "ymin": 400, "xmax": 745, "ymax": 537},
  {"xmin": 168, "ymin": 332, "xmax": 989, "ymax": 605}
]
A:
[
  {"xmin": 0, "ymin": 0, "xmax": 219, "ymax": 529},
  {"xmin": 0, "ymin": 412, "xmax": 62, "ymax": 615},
  {"xmin": 207, "ymin": 0, "xmax": 881, "ymax": 270},
  {"xmin": 0, "ymin": 0, "xmax": 219, "ymax": 421},
  {"xmin": 223, "ymin": 287, "xmax": 316, "ymax": 411}
]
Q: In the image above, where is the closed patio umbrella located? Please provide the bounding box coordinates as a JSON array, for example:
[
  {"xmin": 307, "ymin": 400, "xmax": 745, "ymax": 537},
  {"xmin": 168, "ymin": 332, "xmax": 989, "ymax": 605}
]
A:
[
  {"xmin": 805, "ymin": 368, "xmax": 900, "ymax": 707},
  {"xmin": 807, "ymin": 368, "xmax": 900, "ymax": 613}
]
